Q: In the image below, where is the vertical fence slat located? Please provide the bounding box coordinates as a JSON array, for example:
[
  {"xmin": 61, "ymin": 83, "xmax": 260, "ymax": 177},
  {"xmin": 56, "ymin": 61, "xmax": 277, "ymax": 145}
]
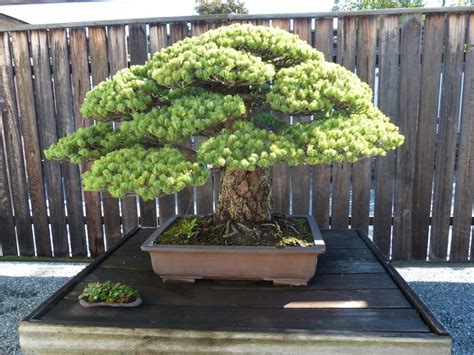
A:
[
  {"xmin": 11, "ymin": 31, "xmax": 50, "ymax": 256},
  {"xmin": 70, "ymin": 28, "xmax": 104, "ymax": 256},
  {"xmin": 0, "ymin": 32, "xmax": 31, "ymax": 255},
  {"xmin": 0, "ymin": 102, "xmax": 16, "ymax": 255},
  {"xmin": 392, "ymin": 15, "xmax": 422, "ymax": 261},
  {"xmin": 430, "ymin": 14, "xmax": 467, "ymax": 260},
  {"xmin": 129, "ymin": 23, "xmax": 158, "ymax": 226},
  {"xmin": 168, "ymin": 22, "xmax": 195, "ymax": 216},
  {"xmin": 107, "ymin": 25, "xmax": 139, "ymax": 234},
  {"xmin": 291, "ymin": 18, "xmax": 312, "ymax": 215},
  {"xmin": 411, "ymin": 14, "xmax": 446, "ymax": 260},
  {"xmin": 451, "ymin": 13, "xmax": 473, "ymax": 262},
  {"xmin": 49, "ymin": 28, "xmax": 87, "ymax": 257},
  {"xmin": 332, "ymin": 16, "xmax": 356, "ymax": 229},
  {"xmin": 30, "ymin": 30, "xmax": 68, "ymax": 257},
  {"xmin": 373, "ymin": 15, "xmax": 400, "ymax": 257},
  {"xmin": 312, "ymin": 17, "xmax": 333, "ymax": 228},
  {"xmin": 351, "ymin": 16, "xmax": 377, "ymax": 233},
  {"xmin": 270, "ymin": 18, "xmax": 290, "ymax": 215},
  {"xmin": 89, "ymin": 26, "xmax": 122, "ymax": 248}
]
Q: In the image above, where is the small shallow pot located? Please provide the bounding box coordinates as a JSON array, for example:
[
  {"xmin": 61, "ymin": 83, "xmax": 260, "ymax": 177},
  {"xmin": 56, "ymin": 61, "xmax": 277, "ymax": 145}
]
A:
[
  {"xmin": 79, "ymin": 297, "xmax": 142, "ymax": 308},
  {"xmin": 141, "ymin": 215, "xmax": 325, "ymax": 286}
]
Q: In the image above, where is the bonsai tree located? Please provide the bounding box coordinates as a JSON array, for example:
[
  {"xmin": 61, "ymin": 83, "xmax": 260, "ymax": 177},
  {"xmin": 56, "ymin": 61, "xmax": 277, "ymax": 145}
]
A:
[{"xmin": 46, "ymin": 24, "xmax": 403, "ymax": 228}]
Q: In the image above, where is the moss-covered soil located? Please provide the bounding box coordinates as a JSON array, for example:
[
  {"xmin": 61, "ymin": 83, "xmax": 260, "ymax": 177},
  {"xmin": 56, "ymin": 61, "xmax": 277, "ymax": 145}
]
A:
[{"xmin": 155, "ymin": 214, "xmax": 314, "ymax": 247}]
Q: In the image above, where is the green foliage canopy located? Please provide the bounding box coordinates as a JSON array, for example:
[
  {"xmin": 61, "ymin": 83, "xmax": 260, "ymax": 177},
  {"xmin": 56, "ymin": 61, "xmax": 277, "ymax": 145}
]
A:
[
  {"xmin": 45, "ymin": 24, "xmax": 404, "ymax": 200},
  {"xmin": 195, "ymin": 0, "xmax": 248, "ymax": 15},
  {"xmin": 332, "ymin": 0, "xmax": 424, "ymax": 11}
]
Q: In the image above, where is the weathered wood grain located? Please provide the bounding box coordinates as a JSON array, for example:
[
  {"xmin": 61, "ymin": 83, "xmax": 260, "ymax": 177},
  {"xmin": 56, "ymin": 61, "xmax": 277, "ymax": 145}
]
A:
[
  {"xmin": 0, "ymin": 102, "xmax": 16, "ymax": 255},
  {"xmin": 70, "ymin": 28, "xmax": 104, "ymax": 256},
  {"xmin": 373, "ymin": 15, "xmax": 400, "ymax": 257},
  {"xmin": 291, "ymin": 18, "xmax": 312, "ymax": 215},
  {"xmin": 392, "ymin": 15, "xmax": 422, "ymax": 261},
  {"xmin": 88, "ymin": 26, "xmax": 122, "ymax": 249},
  {"xmin": 107, "ymin": 25, "xmax": 139, "ymax": 235},
  {"xmin": 30, "ymin": 29, "xmax": 68, "ymax": 256},
  {"xmin": 312, "ymin": 17, "xmax": 333, "ymax": 228},
  {"xmin": 49, "ymin": 28, "xmax": 87, "ymax": 257},
  {"xmin": 411, "ymin": 14, "xmax": 445, "ymax": 260},
  {"xmin": 451, "ymin": 13, "xmax": 474, "ymax": 262},
  {"xmin": 430, "ymin": 14, "xmax": 467, "ymax": 260},
  {"xmin": 11, "ymin": 31, "xmax": 50, "ymax": 256},
  {"xmin": 351, "ymin": 16, "xmax": 376, "ymax": 233},
  {"xmin": 0, "ymin": 32, "xmax": 32, "ymax": 255},
  {"xmin": 331, "ymin": 16, "xmax": 356, "ymax": 229},
  {"xmin": 129, "ymin": 23, "xmax": 158, "ymax": 227}
]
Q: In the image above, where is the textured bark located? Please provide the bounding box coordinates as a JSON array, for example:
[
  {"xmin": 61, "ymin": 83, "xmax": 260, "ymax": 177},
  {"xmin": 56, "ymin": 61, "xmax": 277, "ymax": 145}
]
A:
[{"xmin": 216, "ymin": 168, "xmax": 272, "ymax": 222}]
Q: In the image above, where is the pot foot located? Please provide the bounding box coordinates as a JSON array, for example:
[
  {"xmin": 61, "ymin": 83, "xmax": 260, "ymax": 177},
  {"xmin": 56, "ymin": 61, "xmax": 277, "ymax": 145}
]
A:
[
  {"xmin": 270, "ymin": 278, "xmax": 308, "ymax": 286},
  {"xmin": 161, "ymin": 276, "xmax": 201, "ymax": 283}
]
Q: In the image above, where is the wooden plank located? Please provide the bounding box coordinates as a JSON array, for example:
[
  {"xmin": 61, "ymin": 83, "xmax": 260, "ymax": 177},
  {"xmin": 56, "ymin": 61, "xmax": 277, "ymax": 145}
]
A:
[
  {"xmin": 451, "ymin": 13, "xmax": 474, "ymax": 262},
  {"xmin": 331, "ymin": 16, "xmax": 356, "ymax": 229},
  {"xmin": 392, "ymin": 15, "xmax": 422, "ymax": 261},
  {"xmin": 129, "ymin": 23, "xmax": 157, "ymax": 227},
  {"xmin": 312, "ymin": 17, "xmax": 333, "ymax": 228},
  {"xmin": 430, "ymin": 14, "xmax": 467, "ymax": 260},
  {"xmin": 70, "ymin": 28, "xmax": 104, "ymax": 256},
  {"xmin": 86, "ymin": 267, "xmax": 398, "ymax": 290},
  {"xmin": 41, "ymin": 301, "xmax": 430, "ymax": 333},
  {"xmin": 318, "ymin": 248, "xmax": 376, "ymax": 261},
  {"xmin": 88, "ymin": 26, "xmax": 122, "ymax": 249},
  {"xmin": 49, "ymin": 28, "xmax": 87, "ymax": 257},
  {"xmin": 351, "ymin": 16, "xmax": 376, "ymax": 233},
  {"xmin": 316, "ymin": 260, "xmax": 384, "ymax": 274},
  {"xmin": 67, "ymin": 283, "xmax": 411, "ymax": 309},
  {"xmin": 107, "ymin": 25, "xmax": 139, "ymax": 235},
  {"xmin": 0, "ymin": 102, "xmax": 16, "ymax": 255},
  {"xmin": 168, "ymin": 22, "xmax": 195, "ymax": 216},
  {"xmin": 149, "ymin": 23, "xmax": 167, "ymax": 54},
  {"xmin": 373, "ymin": 15, "xmax": 400, "ymax": 257},
  {"xmin": 269, "ymin": 18, "xmax": 291, "ymax": 215},
  {"xmin": 291, "ymin": 18, "xmax": 312, "ymax": 215},
  {"xmin": 411, "ymin": 14, "xmax": 445, "ymax": 261},
  {"xmin": 30, "ymin": 29, "xmax": 68, "ymax": 257},
  {"xmin": 0, "ymin": 32, "xmax": 31, "ymax": 255},
  {"xmin": 10, "ymin": 31, "xmax": 50, "ymax": 256}
]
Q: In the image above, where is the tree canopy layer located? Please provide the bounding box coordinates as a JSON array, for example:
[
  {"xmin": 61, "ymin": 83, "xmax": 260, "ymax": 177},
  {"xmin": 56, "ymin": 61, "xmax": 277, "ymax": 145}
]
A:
[{"xmin": 45, "ymin": 24, "xmax": 404, "ymax": 200}]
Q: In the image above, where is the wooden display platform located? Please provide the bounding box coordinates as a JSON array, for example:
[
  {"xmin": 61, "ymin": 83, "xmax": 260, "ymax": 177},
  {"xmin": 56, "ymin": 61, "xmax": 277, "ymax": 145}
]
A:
[{"xmin": 19, "ymin": 227, "xmax": 451, "ymax": 354}]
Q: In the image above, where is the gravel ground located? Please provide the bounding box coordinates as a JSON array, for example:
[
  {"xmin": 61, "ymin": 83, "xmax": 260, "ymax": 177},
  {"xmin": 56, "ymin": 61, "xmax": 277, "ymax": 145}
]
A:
[{"xmin": 0, "ymin": 261, "xmax": 472, "ymax": 354}]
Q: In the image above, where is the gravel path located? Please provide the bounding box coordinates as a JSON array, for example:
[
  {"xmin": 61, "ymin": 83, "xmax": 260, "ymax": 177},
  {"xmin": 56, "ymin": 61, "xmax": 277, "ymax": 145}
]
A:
[{"xmin": 0, "ymin": 261, "xmax": 472, "ymax": 354}]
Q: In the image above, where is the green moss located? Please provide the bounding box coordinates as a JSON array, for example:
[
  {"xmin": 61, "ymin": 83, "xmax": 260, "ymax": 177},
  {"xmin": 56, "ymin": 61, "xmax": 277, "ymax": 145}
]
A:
[{"xmin": 156, "ymin": 215, "xmax": 313, "ymax": 247}]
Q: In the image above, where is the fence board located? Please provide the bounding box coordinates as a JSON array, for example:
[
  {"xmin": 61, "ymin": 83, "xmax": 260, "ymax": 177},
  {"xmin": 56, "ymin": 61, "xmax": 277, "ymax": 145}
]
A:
[
  {"xmin": 332, "ymin": 16, "xmax": 356, "ymax": 229},
  {"xmin": 129, "ymin": 23, "xmax": 158, "ymax": 227},
  {"xmin": 0, "ymin": 32, "xmax": 32, "ymax": 255},
  {"xmin": 107, "ymin": 25, "xmax": 139, "ymax": 235},
  {"xmin": 70, "ymin": 28, "xmax": 104, "ymax": 256},
  {"xmin": 88, "ymin": 26, "xmax": 122, "ymax": 248},
  {"xmin": 30, "ymin": 30, "xmax": 68, "ymax": 256},
  {"xmin": 373, "ymin": 15, "xmax": 400, "ymax": 257},
  {"xmin": 451, "ymin": 13, "xmax": 474, "ymax": 262},
  {"xmin": 312, "ymin": 17, "xmax": 333, "ymax": 228},
  {"xmin": 291, "ymin": 18, "xmax": 312, "ymax": 215},
  {"xmin": 11, "ymin": 31, "xmax": 50, "ymax": 256},
  {"xmin": 392, "ymin": 16, "xmax": 422, "ymax": 261},
  {"xmin": 49, "ymin": 28, "xmax": 87, "ymax": 257},
  {"xmin": 351, "ymin": 16, "xmax": 376, "ymax": 233},
  {"xmin": 430, "ymin": 14, "xmax": 467, "ymax": 260},
  {"xmin": 411, "ymin": 14, "xmax": 445, "ymax": 260},
  {"xmin": 0, "ymin": 103, "xmax": 16, "ymax": 255}
]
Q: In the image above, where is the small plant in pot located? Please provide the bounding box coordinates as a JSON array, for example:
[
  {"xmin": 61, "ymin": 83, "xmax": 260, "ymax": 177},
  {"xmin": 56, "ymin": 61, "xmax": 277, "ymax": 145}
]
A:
[
  {"xmin": 45, "ymin": 24, "xmax": 404, "ymax": 286},
  {"xmin": 78, "ymin": 281, "xmax": 142, "ymax": 308}
]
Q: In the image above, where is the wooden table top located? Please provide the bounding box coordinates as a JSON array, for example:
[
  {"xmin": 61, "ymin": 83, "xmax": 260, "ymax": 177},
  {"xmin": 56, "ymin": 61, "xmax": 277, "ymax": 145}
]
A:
[{"xmin": 23, "ymin": 227, "xmax": 449, "ymax": 338}]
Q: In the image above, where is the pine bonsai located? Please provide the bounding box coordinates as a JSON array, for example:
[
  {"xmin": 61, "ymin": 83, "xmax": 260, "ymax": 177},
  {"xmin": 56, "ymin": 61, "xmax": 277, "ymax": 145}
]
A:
[{"xmin": 45, "ymin": 24, "xmax": 404, "ymax": 231}]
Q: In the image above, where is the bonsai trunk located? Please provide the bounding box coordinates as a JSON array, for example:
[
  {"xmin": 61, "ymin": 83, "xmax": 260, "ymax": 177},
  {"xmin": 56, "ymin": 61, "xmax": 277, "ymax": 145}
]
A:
[{"xmin": 216, "ymin": 168, "xmax": 272, "ymax": 223}]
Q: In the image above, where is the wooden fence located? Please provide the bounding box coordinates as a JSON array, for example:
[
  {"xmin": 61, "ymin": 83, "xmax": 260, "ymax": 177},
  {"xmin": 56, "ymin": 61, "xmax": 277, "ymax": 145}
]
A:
[{"xmin": 0, "ymin": 7, "xmax": 473, "ymax": 261}]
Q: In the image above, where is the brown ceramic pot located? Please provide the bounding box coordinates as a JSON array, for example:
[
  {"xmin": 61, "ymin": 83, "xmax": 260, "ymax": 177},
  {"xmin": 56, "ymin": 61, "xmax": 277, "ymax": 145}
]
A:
[{"xmin": 141, "ymin": 215, "xmax": 325, "ymax": 286}]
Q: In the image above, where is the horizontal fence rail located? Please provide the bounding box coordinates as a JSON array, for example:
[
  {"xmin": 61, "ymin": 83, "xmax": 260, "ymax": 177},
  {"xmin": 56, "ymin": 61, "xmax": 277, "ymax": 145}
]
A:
[{"xmin": 0, "ymin": 7, "xmax": 473, "ymax": 261}]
